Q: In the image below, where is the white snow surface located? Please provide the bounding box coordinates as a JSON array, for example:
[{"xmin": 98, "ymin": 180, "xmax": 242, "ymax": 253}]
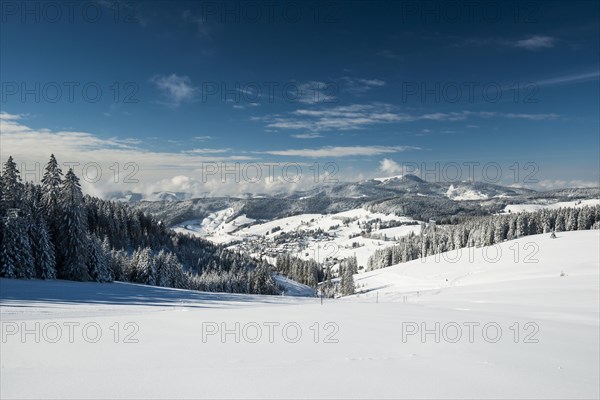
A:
[
  {"xmin": 502, "ymin": 198, "xmax": 600, "ymax": 213},
  {"xmin": 373, "ymin": 175, "xmax": 404, "ymax": 182},
  {"xmin": 446, "ymin": 184, "xmax": 489, "ymax": 200},
  {"xmin": 1, "ymin": 230, "xmax": 598, "ymax": 399}
]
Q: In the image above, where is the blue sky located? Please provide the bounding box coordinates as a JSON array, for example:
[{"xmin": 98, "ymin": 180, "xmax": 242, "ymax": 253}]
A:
[{"xmin": 1, "ymin": 0, "xmax": 598, "ymax": 196}]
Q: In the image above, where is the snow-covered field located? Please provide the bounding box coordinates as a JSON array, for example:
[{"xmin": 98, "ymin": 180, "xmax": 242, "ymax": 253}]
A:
[
  {"xmin": 502, "ymin": 198, "xmax": 600, "ymax": 213},
  {"xmin": 2, "ymin": 230, "xmax": 598, "ymax": 399}
]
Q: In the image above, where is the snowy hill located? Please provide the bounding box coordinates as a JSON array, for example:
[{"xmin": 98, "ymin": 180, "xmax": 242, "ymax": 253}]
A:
[
  {"xmin": 501, "ymin": 198, "xmax": 600, "ymax": 213},
  {"xmin": 2, "ymin": 230, "xmax": 598, "ymax": 399},
  {"xmin": 174, "ymin": 207, "xmax": 421, "ymax": 268},
  {"xmin": 353, "ymin": 230, "xmax": 600, "ymax": 302}
]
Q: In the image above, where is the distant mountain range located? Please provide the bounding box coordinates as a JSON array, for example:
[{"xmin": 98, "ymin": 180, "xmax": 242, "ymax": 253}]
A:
[{"xmin": 117, "ymin": 175, "xmax": 599, "ymax": 227}]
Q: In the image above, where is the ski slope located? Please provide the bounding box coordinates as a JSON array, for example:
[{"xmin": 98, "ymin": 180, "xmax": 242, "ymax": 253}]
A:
[{"xmin": 1, "ymin": 230, "xmax": 598, "ymax": 399}]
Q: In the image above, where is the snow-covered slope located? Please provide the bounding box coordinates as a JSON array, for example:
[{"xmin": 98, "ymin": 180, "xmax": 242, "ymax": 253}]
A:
[
  {"xmin": 502, "ymin": 198, "xmax": 600, "ymax": 213},
  {"xmin": 172, "ymin": 208, "xmax": 256, "ymax": 244},
  {"xmin": 1, "ymin": 230, "xmax": 598, "ymax": 399},
  {"xmin": 273, "ymin": 274, "xmax": 316, "ymax": 297},
  {"xmin": 354, "ymin": 230, "xmax": 599, "ymax": 301}
]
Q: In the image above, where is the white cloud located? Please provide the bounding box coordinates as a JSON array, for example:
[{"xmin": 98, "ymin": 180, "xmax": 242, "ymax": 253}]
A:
[
  {"xmin": 457, "ymin": 35, "xmax": 557, "ymax": 51},
  {"xmin": 379, "ymin": 158, "xmax": 402, "ymax": 174},
  {"xmin": 0, "ymin": 113, "xmax": 258, "ymax": 198},
  {"xmin": 293, "ymin": 81, "xmax": 337, "ymax": 104},
  {"xmin": 262, "ymin": 145, "xmax": 420, "ymax": 158},
  {"xmin": 342, "ymin": 77, "xmax": 386, "ymax": 94},
  {"xmin": 185, "ymin": 148, "xmax": 232, "ymax": 154},
  {"xmin": 259, "ymin": 104, "xmax": 409, "ymax": 131},
  {"xmin": 357, "ymin": 79, "xmax": 385, "ymax": 87},
  {"xmin": 535, "ymin": 179, "xmax": 599, "ymax": 190},
  {"xmin": 535, "ymin": 71, "xmax": 600, "ymax": 86},
  {"xmin": 477, "ymin": 111, "xmax": 560, "ymax": 121},
  {"xmin": 376, "ymin": 50, "xmax": 403, "ymax": 60},
  {"xmin": 0, "ymin": 113, "xmax": 392, "ymax": 198},
  {"xmin": 256, "ymin": 104, "xmax": 559, "ymax": 132},
  {"xmin": 0, "ymin": 112, "xmax": 22, "ymax": 121},
  {"xmin": 512, "ymin": 35, "xmax": 555, "ymax": 50},
  {"xmin": 150, "ymin": 74, "xmax": 197, "ymax": 106},
  {"xmin": 291, "ymin": 133, "xmax": 324, "ymax": 139}
]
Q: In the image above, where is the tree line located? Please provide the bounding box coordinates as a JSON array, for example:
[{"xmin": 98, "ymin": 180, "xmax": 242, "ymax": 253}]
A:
[
  {"xmin": 275, "ymin": 253, "xmax": 357, "ymax": 297},
  {"xmin": 367, "ymin": 205, "xmax": 600, "ymax": 271},
  {"xmin": 0, "ymin": 155, "xmax": 279, "ymax": 295}
]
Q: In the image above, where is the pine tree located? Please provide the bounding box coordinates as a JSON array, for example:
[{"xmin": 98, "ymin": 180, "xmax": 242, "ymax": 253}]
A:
[
  {"xmin": 30, "ymin": 214, "xmax": 57, "ymax": 279},
  {"xmin": 155, "ymin": 250, "xmax": 169, "ymax": 287},
  {"xmin": 107, "ymin": 247, "xmax": 127, "ymax": 282},
  {"xmin": 136, "ymin": 247, "xmax": 156, "ymax": 285},
  {"xmin": 0, "ymin": 178, "xmax": 4, "ymax": 219},
  {"xmin": 555, "ymin": 210, "xmax": 566, "ymax": 232},
  {"xmin": 577, "ymin": 207, "xmax": 592, "ymax": 230},
  {"xmin": 566, "ymin": 209, "xmax": 579, "ymax": 231},
  {"xmin": 87, "ymin": 234, "xmax": 111, "ymax": 282},
  {"xmin": 58, "ymin": 169, "xmax": 90, "ymax": 281},
  {"xmin": 494, "ymin": 217, "xmax": 507, "ymax": 243},
  {"xmin": 41, "ymin": 155, "xmax": 63, "ymax": 209},
  {"xmin": 251, "ymin": 262, "xmax": 277, "ymax": 295},
  {"xmin": 516, "ymin": 214, "xmax": 528, "ymax": 237},
  {"xmin": 41, "ymin": 155, "xmax": 64, "ymax": 248},
  {"xmin": 0, "ymin": 211, "xmax": 35, "ymax": 279},
  {"xmin": 1, "ymin": 156, "xmax": 23, "ymax": 210},
  {"xmin": 349, "ymin": 255, "xmax": 358, "ymax": 274},
  {"xmin": 340, "ymin": 264, "xmax": 355, "ymax": 296}
]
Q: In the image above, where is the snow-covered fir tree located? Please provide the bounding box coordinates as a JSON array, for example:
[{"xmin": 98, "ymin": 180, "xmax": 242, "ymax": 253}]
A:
[
  {"xmin": 0, "ymin": 210, "xmax": 35, "ymax": 279},
  {"xmin": 1, "ymin": 156, "xmax": 23, "ymax": 210},
  {"xmin": 87, "ymin": 234, "xmax": 112, "ymax": 282},
  {"xmin": 340, "ymin": 262, "xmax": 355, "ymax": 296},
  {"xmin": 57, "ymin": 169, "xmax": 90, "ymax": 281},
  {"xmin": 40, "ymin": 154, "xmax": 63, "ymax": 242},
  {"xmin": 30, "ymin": 213, "xmax": 57, "ymax": 279}
]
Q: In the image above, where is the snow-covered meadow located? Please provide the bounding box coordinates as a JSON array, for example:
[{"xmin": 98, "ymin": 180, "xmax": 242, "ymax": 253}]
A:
[{"xmin": 2, "ymin": 230, "xmax": 598, "ymax": 399}]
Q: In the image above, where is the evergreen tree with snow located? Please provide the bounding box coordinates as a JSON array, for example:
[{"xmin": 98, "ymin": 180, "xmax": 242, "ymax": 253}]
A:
[
  {"xmin": 555, "ymin": 210, "xmax": 566, "ymax": 232},
  {"xmin": 41, "ymin": 155, "xmax": 64, "ymax": 248},
  {"xmin": 340, "ymin": 264, "xmax": 355, "ymax": 296},
  {"xmin": 87, "ymin": 234, "xmax": 112, "ymax": 282},
  {"xmin": 30, "ymin": 214, "xmax": 57, "ymax": 279},
  {"xmin": 516, "ymin": 214, "xmax": 528, "ymax": 237},
  {"xmin": 106, "ymin": 246, "xmax": 127, "ymax": 282},
  {"xmin": 41, "ymin": 155, "xmax": 63, "ymax": 209},
  {"xmin": 1, "ymin": 156, "xmax": 23, "ymax": 211},
  {"xmin": 577, "ymin": 207, "xmax": 593, "ymax": 230},
  {"xmin": 0, "ymin": 211, "xmax": 35, "ymax": 279},
  {"xmin": 566, "ymin": 208, "xmax": 579, "ymax": 231},
  {"xmin": 57, "ymin": 169, "xmax": 90, "ymax": 281},
  {"xmin": 136, "ymin": 247, "xmax": 156, "ymax": 285},
  {"xmin": 251, "ymin": 262, "xmax": 278, "ymax": 295},
  {"xmin": 0, "ymin": 178, "xmax": 4, "ymax": 218},
  {"xmin": 154, "ymin": 250, "xmax": 169, "ymax": 287},
  {"xmin": 348, "ymin": 255, "xmax": 358, "ymax": 274}
]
